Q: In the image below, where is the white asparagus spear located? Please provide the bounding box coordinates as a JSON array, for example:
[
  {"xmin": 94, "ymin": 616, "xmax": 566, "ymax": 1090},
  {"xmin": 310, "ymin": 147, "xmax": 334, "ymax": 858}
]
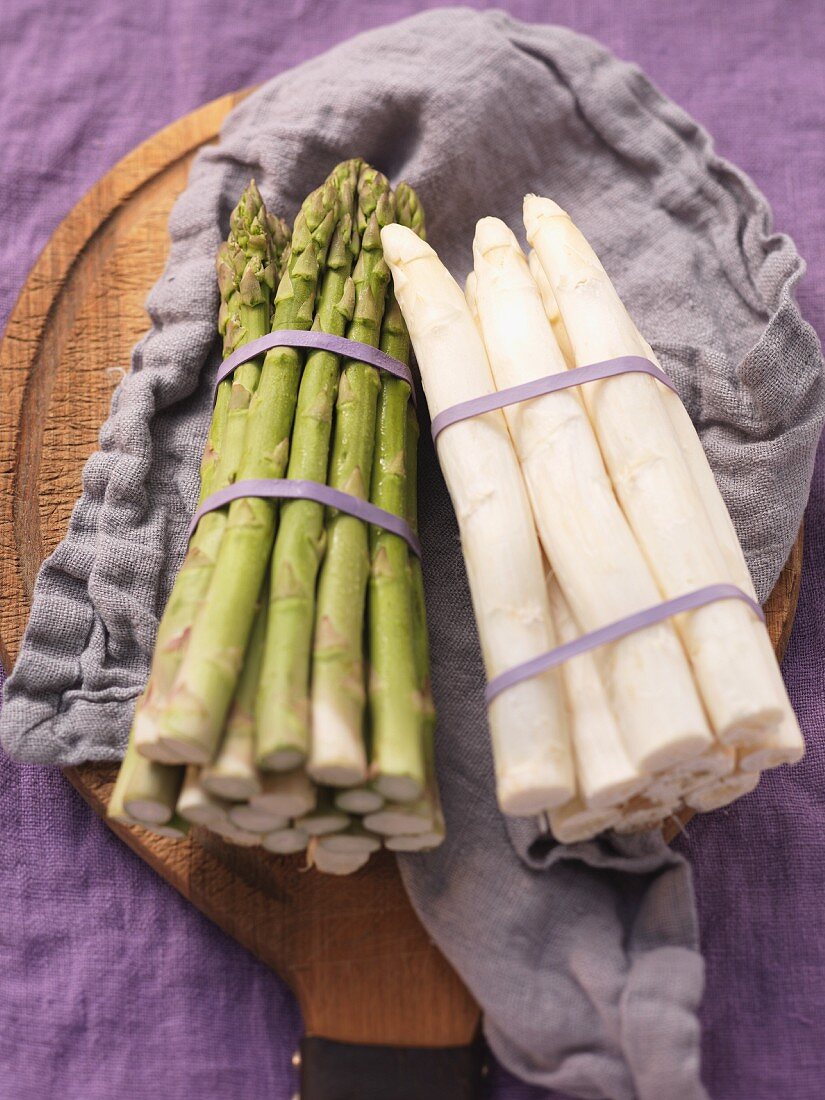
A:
[
  {"xmin": 525, "ymin": 196, "xmax": 787, "ymax": 748},
  {"xmin": 382, "ymin": 224, "xmax": 575, "ymax": 815},
  {"xmin": 546, "ymin": 574, "xmax": 646, "ymax": 808},
  {"xmin": 633, "ymin": 339, "xmax": 804, "ymax": 769},
  {"xmin": 684, "ymin": 770, "xmax": 760, "ymax": 812},
  {"xmin": 613, "ymin": 798, "xmax": 675, "ymax": 834},
  {"xmin": 473, "ymin": 217, "xmax": 712, "ymax": 773},
  {"xmin": 667, "ymin": 740, "xmax": 736, "ymax": 780},
  {"xmin": 549, "ymin": 798, "xmax": 621, "ymax": 843},
  {"xmin": 528, "ymin": 249, "xmax": 575, "ymax": 367},
  {"xmin": 465, "ymin": 270, "xmax": 480, "ymax": 327}
]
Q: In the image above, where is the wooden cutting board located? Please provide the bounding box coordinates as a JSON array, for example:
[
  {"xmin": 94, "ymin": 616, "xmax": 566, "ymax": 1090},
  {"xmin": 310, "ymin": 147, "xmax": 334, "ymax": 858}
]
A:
[{"xmin": 0, "ymin": 88, "xmax": 803, "ymax": 1099}]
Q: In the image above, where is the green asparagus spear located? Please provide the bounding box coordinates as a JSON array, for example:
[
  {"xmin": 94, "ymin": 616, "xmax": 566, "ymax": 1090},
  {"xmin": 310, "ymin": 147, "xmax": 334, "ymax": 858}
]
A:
[
  {"xmin": 404, "ymin": 397, "xmax": 444, "ymax": 848},
  {"xmin": 132, "ymin": 183, "xmax": 284, "ymax": 769},
  {"xmin": 308, "ymin": 167, "xmax": 396, "ymax": 787},
  {"xmin": 200, "ymin": 581, "xmax": 269, "ymax": 800},
  {"xmin": 156, "ymin": 176, "xmax": 342, "ymax": 763},
  {"xmin": 255, "ymin": 159, "xmax": 365, "ymax": 769},
  {"xmin": 108, "ymin": 737, "xmax": 184, "ymax": 825},
  {"xmin": 366, "ymin": 272, "xmax": 424, "ymax": 801}
]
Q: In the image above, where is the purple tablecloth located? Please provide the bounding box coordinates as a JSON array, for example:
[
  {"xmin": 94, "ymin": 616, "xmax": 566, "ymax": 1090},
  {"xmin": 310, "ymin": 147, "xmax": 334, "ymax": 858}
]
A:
[{"xmin": 1, "ymin": 3, "xmax": 823, "ymax": 1098}]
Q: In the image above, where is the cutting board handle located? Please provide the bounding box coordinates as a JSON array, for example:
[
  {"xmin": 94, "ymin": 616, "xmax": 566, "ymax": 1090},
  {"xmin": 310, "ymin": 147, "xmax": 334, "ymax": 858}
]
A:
[{"xmin": 299, "ymin": 1034, "xmax": 486, "ymax": 1099}]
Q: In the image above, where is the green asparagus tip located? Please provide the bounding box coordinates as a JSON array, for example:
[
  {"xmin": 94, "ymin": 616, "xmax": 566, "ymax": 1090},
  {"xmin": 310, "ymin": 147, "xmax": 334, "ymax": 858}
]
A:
[{"xmin": 395, "ymin": 182, "xmax": 426, "ymax": 239}]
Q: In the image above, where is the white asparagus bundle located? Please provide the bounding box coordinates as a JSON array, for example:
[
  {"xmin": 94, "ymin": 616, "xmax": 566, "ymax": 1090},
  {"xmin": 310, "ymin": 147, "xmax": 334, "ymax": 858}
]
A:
[
  {"xmin": 381, "ymin": 223, "xmax": 575, "ymax": 815},
  {"xmin": 472, "ymin": 217, "xmax": 712, "ymax": 775},
  {"xmin": 525, "ymin": 195, "xmax": 794, "ymax": 751},
  {"xmin": 631, "ymin": 334, "xmax": 803, "ymax": 769}
]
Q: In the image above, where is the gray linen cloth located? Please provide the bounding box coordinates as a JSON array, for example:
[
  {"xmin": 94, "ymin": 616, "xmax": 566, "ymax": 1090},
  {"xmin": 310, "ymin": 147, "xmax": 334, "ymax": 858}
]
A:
[{"xmin": 2, "ymin": 9, "xmax": 822, "ymax": 1099}]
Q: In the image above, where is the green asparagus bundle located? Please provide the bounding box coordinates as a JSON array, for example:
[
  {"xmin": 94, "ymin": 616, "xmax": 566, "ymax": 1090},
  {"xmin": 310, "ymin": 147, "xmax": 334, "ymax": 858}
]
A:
[{"xmin": 108, "ymin": 164, "xmax": 442, "ymax": 873}]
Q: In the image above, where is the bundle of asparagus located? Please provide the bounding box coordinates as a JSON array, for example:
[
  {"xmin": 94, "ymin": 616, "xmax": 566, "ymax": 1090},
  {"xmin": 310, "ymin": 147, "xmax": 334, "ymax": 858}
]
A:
[
  {"xmin": 108, "ymin": 164, "xmax": 443, "ymax": 871},
  {"xmin": 382, "ymin": 199, "xmax": 803, "ymax": 842}
]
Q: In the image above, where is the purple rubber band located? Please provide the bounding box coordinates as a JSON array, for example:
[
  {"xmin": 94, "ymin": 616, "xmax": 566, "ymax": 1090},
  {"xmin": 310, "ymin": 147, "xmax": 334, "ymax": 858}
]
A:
[
  {"xmin": 215, "ymin": 330, "xmax": 416, "ymax": 404},
  {"xmin": 485, "ymin": 583, "xmax": 765, "ymax": 704},
  {"xmin": 430, "ymin": 355, "xmax": 677, "ymax": 440},
  {"xmin": 187, "ymin": 478, "xmax": 422, "ymax": 558}
]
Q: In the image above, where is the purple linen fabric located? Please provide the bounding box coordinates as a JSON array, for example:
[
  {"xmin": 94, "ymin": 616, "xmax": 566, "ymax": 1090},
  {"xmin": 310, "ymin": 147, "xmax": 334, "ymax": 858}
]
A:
[{"xmin": 0, "ymin": 3, "xmax": 823, "ymax": 1100}]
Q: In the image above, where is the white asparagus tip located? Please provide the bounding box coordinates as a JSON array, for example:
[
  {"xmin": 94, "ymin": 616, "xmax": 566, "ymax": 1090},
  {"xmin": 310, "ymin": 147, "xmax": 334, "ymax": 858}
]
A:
[
  {"xmin": 523, "ymin": 194, "xmax": 569, "ymax": 235},
  {"xmin": 473, "ymin": 215, "xmax": 521, "ymax": 258},
  {"xmin": 380, "ymin": 222, "xmax": 434, "ymax": 267}
]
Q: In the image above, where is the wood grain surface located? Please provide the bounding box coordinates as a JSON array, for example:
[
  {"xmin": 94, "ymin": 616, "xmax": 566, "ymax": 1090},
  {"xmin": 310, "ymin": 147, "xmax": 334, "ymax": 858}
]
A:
[{"xmin": 0, "ymin": 88, "xmax": 802, "ymax": 1047}]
